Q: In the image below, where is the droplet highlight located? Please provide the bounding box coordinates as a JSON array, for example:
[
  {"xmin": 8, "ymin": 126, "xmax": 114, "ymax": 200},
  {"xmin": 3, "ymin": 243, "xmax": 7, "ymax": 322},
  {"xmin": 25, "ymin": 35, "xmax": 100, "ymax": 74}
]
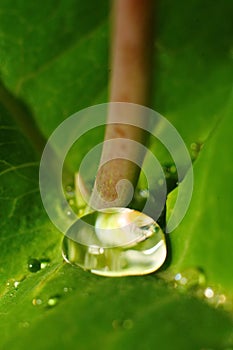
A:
[{"xmin": 62, "ymin": 207, "xmax": 166, "ymax": 277}]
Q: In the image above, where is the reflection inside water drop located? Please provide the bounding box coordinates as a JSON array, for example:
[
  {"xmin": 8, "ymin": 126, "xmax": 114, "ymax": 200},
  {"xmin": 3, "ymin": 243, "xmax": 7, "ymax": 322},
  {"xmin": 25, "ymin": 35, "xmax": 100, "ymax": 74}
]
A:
[{"xmin": 62, "ymin": 207, "xmax": 166, "ymax": 277}]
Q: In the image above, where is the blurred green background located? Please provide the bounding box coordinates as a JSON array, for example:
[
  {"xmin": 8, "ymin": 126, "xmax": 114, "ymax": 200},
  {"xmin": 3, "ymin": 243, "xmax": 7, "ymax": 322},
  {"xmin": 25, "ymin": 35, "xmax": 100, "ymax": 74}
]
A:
[{"xmin": 0, "ymin": 1, "xmax": 233, "ymax": 349}]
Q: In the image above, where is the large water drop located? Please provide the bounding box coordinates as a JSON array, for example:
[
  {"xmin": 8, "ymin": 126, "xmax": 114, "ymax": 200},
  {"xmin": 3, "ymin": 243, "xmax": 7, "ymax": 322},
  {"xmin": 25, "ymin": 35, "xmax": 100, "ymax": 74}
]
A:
[{"xmin": 62, "ymin": 207, "xmax": 166, "ymax": 277}]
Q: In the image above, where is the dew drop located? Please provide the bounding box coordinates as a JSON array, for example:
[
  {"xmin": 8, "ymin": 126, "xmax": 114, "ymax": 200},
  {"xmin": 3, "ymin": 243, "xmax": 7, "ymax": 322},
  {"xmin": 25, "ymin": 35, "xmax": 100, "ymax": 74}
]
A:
[
  {"xmin": 65, "ymin": 185, "xmax": 75, "ymax": 198},
  {"xmin": 14, "ymin": 281, "xmax": 20, "ymax": 288},
  {"xmin": 40, "ymin": 259, "xmax": 50, "ymax": 269},
  {"xmin": 47, "ymin": 295, "xmax": 60, "ymax": 307},
  {"xmin": 204, "ymin": 287, "xmax": 214, "ymax": 299},
  {"xmin": 69, "ymin": 199, "xmax": 75, "ymax": 206},
  {"xmin": 123, "ymin": 319, "xmax": 134, "ymax": 330},
  {"xmin": 28, "ymin": 258, "xmax": 41, "ymax": 273},
  {"xmin": 62, "ymin": 207, "xmax": 167, "ymax": 277},
  {"xmin": 217, "ymin": 294, "xmax": 226, "ymax": 304},
  {"xmin": 32, "ymin": 298, "xmax": 42, "ymax": 306},
  {"xmin": 19, "ymin": 321, "xmax": 30, "ymax": 328},
  {"xmin": 173, "ymin": 268, "xmax": 206, "ymax": 290},
  {"xmin": 190, "ymin": 142, "xmax": 200, "ymax": 151},
  {"xmin": 158, "ymin": 178, "xmax": 165, "ymax": 186},
  {"xmin": 138, "ymin": 189, "xmax": 149, "ymax": 199},
  {"xmin": 174, "ymin": 273, "xmax": 182, "ymax": 281},
  {"xmin": 190, "ymin": 142, "xmax": 203, "ymax": 159},
  {"xmin": 169, "ymin": 165, "xmax": 176, "ymax": 174}
]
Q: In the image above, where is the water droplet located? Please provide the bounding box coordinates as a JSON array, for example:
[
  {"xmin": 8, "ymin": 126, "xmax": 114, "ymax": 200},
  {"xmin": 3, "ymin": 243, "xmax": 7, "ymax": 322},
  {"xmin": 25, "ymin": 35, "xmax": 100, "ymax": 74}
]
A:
[
  {"xmin": 14, "ymin": 281, "xmax": 20, "ymax": 288},
  {"xmin": 190, "ymin": 142, "xmax": 203, "ymax": 159},
  {"xmin": 19, "ymin": 321, "xmax": 30, "ymax": 328},
  {"xmin": 123, "ymin": 319, "xmax": 134, "ymax": 330},
  {"xmin": 169, "ymin": 165, "xmax": 176, "ymax": 174},
  {"xmin": 174, "ymin": 272, "xmax": 187, "ymax": 284},
  {"xmin": 190, "ymin": 142, "xmax": 200, "ymax": 151},
  {"xmin": 32, "ymin": 298, "xmax": 42, "ymax": 306},
  {"xmin": 47, "ymin": 295, "xmax": 60, "ymax": 307},
  {"xmin": 138, "ymin": 189, "xmax": 149, "ymax": 199},
  {"xmin": 65, "ymin": 185, "xmax": 75, "ymax": 198},
  {"xmin": 217, "ymin": 294, "xmax": 226, "ymax": 304},
  {"xmin": 62, "ymin": 208, "xmax": 166, "ymax": 277},
  {"xmin": 28, "ymin": 258, "xmax": 41, "ymax": 273},
  {"xmin": 204, "ymin": 287, "xmax": 214, "ymax": 299},
  {"xmin": 173, "ymin": 268, "xmax": 206, "ymax": 289},
  {"xmin": 158, "ymin": 179, "xmax": 165, "ymax": 186},
  {"xmin": 66, "ymin": 210, "xmax": 72, "ymax": 216},
  {"xmin": 174, "ymin": 273, "xmax": 182, "ymax": 281},
  {"xmin": 69, "ymin": 199, "xmax": 75, "ymax": 206},
  {"xmin": 40, "ymin": 259, "xmax": 50, "ymax": 269}
]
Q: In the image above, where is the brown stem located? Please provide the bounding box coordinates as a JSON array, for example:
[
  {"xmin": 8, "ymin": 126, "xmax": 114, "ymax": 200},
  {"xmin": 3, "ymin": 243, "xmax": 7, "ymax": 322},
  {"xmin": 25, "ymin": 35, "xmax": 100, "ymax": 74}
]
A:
[{"xmin": 90, "ymin": 0, "xmax": 155, "ymax": 209}]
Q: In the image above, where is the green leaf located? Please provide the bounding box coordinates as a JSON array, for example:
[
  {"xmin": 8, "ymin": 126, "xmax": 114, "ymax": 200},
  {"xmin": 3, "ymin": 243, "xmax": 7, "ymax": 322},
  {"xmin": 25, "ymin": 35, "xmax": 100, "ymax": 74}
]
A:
[
  {"xmin": 166, "ymin": 90, "xmax": 233, "ymax": 291},
  {"xmin": 0, "ymin": 0, "xmax": 233, "ymax": 349}
]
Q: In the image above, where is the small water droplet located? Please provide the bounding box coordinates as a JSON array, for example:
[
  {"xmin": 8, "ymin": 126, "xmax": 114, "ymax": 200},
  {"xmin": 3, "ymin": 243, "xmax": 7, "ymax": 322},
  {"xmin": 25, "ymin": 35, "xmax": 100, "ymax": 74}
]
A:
[
  {"xmin": 47, "ymin": 295, "xmax": 60, "ymax": 307},
  {"xmin": 65, "ymin": 185, "xmax": 75, "ymax": 198},
  {"xmin": 32, "ymin": 298, "xmax": 42, "ymax": 306},
  {"xmin": 190, "ymin": 142, "xmax": 203, "ymax": 159},
  {"xmin": 180, "ymin": 277, "xmax": 187, "ymax": 285},
  {"xmin": 69, "ymin": 199, "xmax": 75, "ymax": 206},
  {"xmin": 204, "ymin": 287, "xmax": 214, "ymax": 299},
  {"xmin": 66, "ymin": 210, "xmax": 72, "ymax": 216},
  {"xmin": 173, "ymin": 268, "xmax": 206, "ymax": 289},
  {"xmin": 62, "ymin": 208, "xmax": 166, "ymax": 277},
  {"xmin": 138, "ymin": 189, "xmax": 149, "ymax": 199},
  {"xmin": 174, "ymin": 273, "xmax": 182, "ymax": 281},
  {"xmin": 123, "ymin": 319, "xmax": 134, "ymax": 330},
  {"xmin": 169, "ymin": 165, "xmax": 176, "ymax": 174},
  {"xmin": 40, "ymin": 259, "xmax": 50, "ymax": 269},
  {"xmin": 190, "ymin": 142, "xmax": 199, "ymax": 151},
  {"xmin": 14, "ymin": 281, "xmax": 20, "ymax": 288},
  {"xmin": 19, "ymin": 321, "xmax": 30, "ymax": 328},
  {"xmin": 28, "ymin": 258, "xmax": 41, "ymax": 273},
  {"xmin": 158, "ymin": 178, "xmax": 164, "ymax": 186},
  {"xmin": 217, "ymin": 294, "xmax": 226, "ymax": 304}
]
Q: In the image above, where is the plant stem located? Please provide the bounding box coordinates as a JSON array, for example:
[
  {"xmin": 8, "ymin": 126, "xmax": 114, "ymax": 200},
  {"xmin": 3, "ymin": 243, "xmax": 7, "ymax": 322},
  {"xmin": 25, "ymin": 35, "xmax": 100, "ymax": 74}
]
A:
[{"xmin": 90, "ymin": 0, "xmax": 154, "ymax": 209}]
